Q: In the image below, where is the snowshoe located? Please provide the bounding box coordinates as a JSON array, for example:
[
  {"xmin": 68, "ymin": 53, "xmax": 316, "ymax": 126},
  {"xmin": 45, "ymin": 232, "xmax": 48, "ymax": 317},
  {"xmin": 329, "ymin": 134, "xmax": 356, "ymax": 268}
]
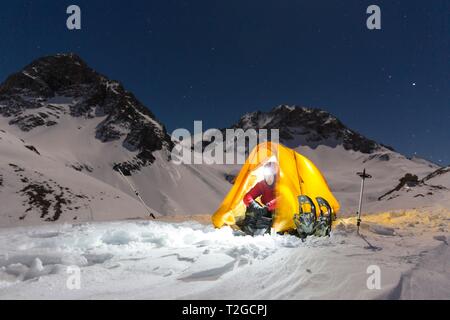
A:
[
  {"xmin": 314, "ymin": 197, "xmax": 333, "ymax": 237},
  {"xmin": 293, "ymin": 195, "xmax": 317, "ymax": 239}
]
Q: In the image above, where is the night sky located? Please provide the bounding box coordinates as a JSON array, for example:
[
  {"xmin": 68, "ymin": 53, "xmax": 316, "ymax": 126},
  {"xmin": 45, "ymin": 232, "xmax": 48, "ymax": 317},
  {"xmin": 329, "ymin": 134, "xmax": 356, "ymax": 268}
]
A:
[{"xmin": 0, "ymin": 1, "xmax": 449, "ymax": 164}]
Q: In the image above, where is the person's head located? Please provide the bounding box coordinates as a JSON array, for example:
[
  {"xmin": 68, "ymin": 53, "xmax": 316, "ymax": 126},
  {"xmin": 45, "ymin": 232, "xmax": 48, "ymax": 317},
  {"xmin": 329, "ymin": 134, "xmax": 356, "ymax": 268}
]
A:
[{"xmin": 263, "ymin": 161, "xmax": 278, "ymax": 186}]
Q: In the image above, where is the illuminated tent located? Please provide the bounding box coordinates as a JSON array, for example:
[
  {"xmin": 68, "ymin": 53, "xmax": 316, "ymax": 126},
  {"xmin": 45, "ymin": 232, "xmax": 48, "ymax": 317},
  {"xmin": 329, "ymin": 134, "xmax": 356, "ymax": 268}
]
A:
[{"xmin": 211, "ymin": 142, "xmax": 340, "ymax": 233}]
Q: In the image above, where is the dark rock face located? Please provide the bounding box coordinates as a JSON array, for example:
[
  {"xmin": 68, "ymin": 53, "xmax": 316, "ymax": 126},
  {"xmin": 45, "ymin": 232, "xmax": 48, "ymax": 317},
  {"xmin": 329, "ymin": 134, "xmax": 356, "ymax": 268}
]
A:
[
  {"xmin": 24, "ymin": 145, "xmax": 40, "ymax": 155},
  {"xmin": 6, "ymin": 163, "xmax": 89, "ymax": 222},
  {"xmin": 230, "ymin": 105, "xmax": 384, "ymax": 153},
  {"xmin": 9, "ymin": 114, "xmax": 47, "ymax": 131},
  {"xmin": 0, "ymin": 53, "xmax": 173, "ymax": 169},
  {"xmin": 378, "ymin": 173, "xmax": 420, "ymax": 201},
  {"xmin": 422, "ymin": 166, "xmax": 450, "ymax": 182},
  {"xmin": 378, "ymin": 170, "xmax": 449, "ymax": 201}
]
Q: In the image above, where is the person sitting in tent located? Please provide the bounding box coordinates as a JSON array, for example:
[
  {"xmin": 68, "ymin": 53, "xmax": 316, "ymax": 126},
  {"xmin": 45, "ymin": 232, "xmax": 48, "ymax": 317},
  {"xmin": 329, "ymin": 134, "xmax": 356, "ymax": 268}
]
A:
[
  {"xmin": 212, "ymin": 142, "xmax": 340, "ymax": 237},
  {"xmin": 238, "ymin": 161, "xmax": 278, "ymax": 235}
]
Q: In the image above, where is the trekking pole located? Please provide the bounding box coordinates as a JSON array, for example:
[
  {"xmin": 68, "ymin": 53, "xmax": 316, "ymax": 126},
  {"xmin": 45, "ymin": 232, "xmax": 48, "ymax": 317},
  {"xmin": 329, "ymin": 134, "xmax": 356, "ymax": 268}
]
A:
[
  {"xmin": 117, "ymin": 168, "xmax": 156, "ymax": 219},
  {"xmin": 356, "ymin": 169, "xmax": 372, "ymax": 235}
]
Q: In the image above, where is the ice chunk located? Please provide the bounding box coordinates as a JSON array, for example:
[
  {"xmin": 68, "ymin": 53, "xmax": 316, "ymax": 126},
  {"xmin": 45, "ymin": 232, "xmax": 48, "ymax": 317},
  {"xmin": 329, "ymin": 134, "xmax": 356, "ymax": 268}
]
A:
[
  {"xmin": 101, "ymin": 229, "xmax": 139, "ymax": 245},
  {"xmin": 369, "ymin": 224, "xmax": 396, "ymax": 236}
]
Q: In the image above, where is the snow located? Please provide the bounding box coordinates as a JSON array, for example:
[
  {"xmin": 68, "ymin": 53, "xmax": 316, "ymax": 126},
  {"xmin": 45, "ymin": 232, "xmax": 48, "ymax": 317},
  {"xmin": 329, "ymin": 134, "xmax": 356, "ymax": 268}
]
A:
[
  {"xmin": 1, "ymin": 99, "xmax": 445, "ymax": 226},
  {"xmin": 1, "ymin": 111, "xmax": 446, "ymax": 226},
  {"xmin": 46, "ymin": 95, "xmax": 76, "ymax": 106},
  {"xmin": 1, "ymin": 93, "xmax": 449, "ymax": 299},
  {"xmin": 133, "ymin": 107, "xmax": 164, "ymax": 132},
  {"xmin": 293, "ymin": 144, "xmax": 442, "ymax": 214},
  {"xmin": 0, "ymin": 127, "xmax": 149, "ymax": 227},
  {"xmin": 274, "ymin": 105, "xmax": 296, "ymax": 112},
  {"xmin": 0, "ymin": 208, "xmax": 448, "ymax": 299},
  {"xmin": 21, "ymin": 71, "xmax": 37, "ymax": 80},
  {"xmin": 0, "ymin": 114, "xmax": 232, "ymax": 222},
  {"xmin": 105, "ymin": 81, "xmax": 120, "ymax": 95}
]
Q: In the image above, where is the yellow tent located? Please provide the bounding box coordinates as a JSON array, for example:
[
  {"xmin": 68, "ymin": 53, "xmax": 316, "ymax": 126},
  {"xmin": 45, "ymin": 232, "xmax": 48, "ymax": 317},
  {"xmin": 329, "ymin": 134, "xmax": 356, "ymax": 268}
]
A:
[{"xmin": 211, "ymin": 142, "xmax": 340, "ymax": 233}]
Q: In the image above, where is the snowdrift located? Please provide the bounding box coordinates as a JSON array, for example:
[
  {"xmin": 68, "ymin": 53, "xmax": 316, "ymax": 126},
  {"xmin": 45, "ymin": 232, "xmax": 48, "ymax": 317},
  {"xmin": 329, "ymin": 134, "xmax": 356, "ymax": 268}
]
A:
[{"xmin": 0, "ymin": 208, "xmax": 448, "ymax": 299}]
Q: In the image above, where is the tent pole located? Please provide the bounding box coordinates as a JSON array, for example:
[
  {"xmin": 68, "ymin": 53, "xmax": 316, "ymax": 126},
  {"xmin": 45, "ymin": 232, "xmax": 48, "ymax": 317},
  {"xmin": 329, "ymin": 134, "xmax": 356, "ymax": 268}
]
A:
[{"xmin": 292, "ymin": 150, "xmax": 303, "ymax": 195}]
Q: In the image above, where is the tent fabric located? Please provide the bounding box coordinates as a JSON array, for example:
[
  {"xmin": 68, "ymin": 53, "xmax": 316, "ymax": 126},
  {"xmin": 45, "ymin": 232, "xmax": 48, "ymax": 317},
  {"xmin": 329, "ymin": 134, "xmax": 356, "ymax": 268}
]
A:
[{"xmin": 211, "ymin": 142, "xmax": 340, "ymax": 233}]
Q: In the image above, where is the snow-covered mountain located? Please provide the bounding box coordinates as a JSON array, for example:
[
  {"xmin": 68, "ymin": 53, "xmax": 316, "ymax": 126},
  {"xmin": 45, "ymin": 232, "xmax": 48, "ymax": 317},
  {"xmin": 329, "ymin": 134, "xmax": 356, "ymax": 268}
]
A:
[
  {"xmin": 0, "ymin": 53, "xmax": 173, "ymax": 171},
  {"xmin": 0, "ymin": 54, "xmax": 230, "ymax": 226},
  {"xmin": 0, "ymin": 53, "xmax": 447, "ymax": 227},
  {"xmin": 228, "ymin": 105, "xmax": 388, "ymax": 153}
]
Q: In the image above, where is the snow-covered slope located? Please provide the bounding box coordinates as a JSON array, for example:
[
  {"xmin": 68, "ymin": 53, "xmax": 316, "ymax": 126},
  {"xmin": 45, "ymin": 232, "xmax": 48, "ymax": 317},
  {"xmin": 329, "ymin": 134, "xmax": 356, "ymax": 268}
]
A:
[
  {"xmin": 0, "ymin": 113, "xmax": 230, "ymax": 219},
  {"xmin": 295, "ymin": 145, "xmax": 445, "ymax": 214},
  {"xmin": 423, "ymin": 166, "xmax": 450, "ymax": 188},
  {"xmin": 373, "ymin": 166, "xmax": 450, "ymax": 212},
  {"xmin": 0, "ymin": 128, "xmax": 147, "ymax": 227},
  {"xmin": 0, "ymin": 208, "xmax": 448, "ymax": 299}
]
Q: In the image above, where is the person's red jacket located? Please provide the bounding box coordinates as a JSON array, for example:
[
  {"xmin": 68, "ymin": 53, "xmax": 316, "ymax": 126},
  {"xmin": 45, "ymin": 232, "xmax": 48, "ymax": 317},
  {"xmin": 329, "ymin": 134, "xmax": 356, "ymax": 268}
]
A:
[{"xmin": 243, "ymin": 180, "xmax": 277, "ymax": 211}]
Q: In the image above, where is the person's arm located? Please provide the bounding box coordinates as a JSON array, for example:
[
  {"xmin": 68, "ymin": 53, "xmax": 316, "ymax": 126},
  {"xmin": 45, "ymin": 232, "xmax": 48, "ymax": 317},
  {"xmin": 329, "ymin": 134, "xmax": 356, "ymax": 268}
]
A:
[
  {"xmin": 266, "ymin": 198, "xmax": 277, "ymax": 211},
  {"xmin": 243, "ymin": 182, "xmax": 263, "ymax": 207}
]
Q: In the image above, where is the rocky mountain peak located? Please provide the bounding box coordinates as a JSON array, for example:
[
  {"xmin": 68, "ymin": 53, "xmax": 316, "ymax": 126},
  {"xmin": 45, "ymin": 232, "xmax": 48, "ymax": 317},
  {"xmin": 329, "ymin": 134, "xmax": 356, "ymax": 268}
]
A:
[
  {"xmin": 0, "ymin": 53, "xmax": 97, "ymax": 98},
  {"xmin": 0, "ymin": 53, "xmax": 173, "ymax": 170},
  {"xmin": 233, "ymin": 105, "xmax": 389, "ymax": 153}
]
